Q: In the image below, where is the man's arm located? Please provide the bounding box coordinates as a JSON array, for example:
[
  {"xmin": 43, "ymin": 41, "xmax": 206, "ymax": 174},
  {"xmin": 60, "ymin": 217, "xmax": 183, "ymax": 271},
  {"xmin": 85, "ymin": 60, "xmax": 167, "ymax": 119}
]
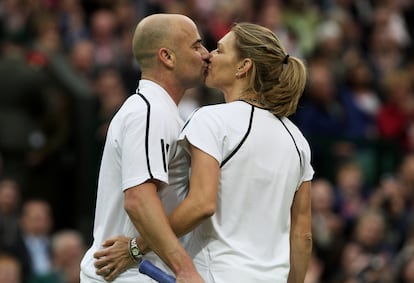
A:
[
  {"xmin": 124, "ymin": 181, "xmax": 204, "ymax": 283},
  {"xmin": 288, "ymin": 181, "xmax": 313, "ymax": 283}
]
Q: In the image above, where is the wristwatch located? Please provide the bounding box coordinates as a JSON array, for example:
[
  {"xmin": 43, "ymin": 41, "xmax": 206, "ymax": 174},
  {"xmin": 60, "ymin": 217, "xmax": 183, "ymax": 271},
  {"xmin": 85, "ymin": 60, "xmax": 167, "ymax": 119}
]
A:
[{"xmin": 129, "ymin": 237, "xmax": 143, "ymax": 263}]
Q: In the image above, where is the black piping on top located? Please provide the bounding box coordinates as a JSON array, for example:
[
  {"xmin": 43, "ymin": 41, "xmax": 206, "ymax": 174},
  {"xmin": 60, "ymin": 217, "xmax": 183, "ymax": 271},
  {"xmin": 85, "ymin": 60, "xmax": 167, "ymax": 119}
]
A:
[
  {"xmin": 180, "ymin": 108, "xmax": 201, "ymax": 134},
  {"xmin": 180, "ymin": 102, "xmax": 302, "ymax": 170},
  {"xmin": 276, "ymin": 116, "xmax": 302, "ymax": 168},
  {"xmin": 220, "ymin": 105, "xmax": 255, "ymax": 167},
  {"xmin": 136, "ymin": 92, "xmax": 153, "ymax": 179},
  {"xmin": 219, "ymin": 102, "xmax": 302, "ymax": 169}
]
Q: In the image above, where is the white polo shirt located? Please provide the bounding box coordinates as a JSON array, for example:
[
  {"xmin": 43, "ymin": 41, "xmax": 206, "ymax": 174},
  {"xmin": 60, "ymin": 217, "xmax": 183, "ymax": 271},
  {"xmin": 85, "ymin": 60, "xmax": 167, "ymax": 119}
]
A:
[
  {"xmin": 80, "ymin": 80, "xmax": 188, "ymax": 282},
  {"xmin": 178, "ymin": 101, "xmax": 314, "ymax": 283}
]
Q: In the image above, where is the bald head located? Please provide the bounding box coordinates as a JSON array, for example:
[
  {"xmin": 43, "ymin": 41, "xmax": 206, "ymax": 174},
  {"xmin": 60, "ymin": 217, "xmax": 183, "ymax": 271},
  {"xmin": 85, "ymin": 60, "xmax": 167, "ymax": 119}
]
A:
[{"xmin": 132, "ymin": 14, "xmax": 196, "ymax": 69}]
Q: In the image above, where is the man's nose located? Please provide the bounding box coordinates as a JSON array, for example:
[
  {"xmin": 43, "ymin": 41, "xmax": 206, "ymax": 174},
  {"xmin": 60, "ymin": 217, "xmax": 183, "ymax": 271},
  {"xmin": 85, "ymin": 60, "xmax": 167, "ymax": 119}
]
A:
[{"xmin": 201, "ymin": 45, "xmax": 211, "ymax": 59}]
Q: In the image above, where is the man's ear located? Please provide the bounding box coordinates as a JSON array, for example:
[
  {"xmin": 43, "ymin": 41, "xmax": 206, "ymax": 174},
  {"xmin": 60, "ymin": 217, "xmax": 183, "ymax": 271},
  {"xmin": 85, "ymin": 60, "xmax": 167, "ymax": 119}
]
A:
[
  {"xmin": 158, "ymin": 48, "xmax": 175, "ymax": 68},
  {"xmin": 237, "ymin": 58, "xmax": 252, "ymax": 76}
]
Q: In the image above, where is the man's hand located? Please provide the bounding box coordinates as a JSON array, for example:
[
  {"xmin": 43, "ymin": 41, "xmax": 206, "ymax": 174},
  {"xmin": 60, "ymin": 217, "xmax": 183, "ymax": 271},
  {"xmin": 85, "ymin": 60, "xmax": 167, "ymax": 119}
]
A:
[{"xmin": 93, "ymin": 236, "xmax": 136, "ymax": 282}]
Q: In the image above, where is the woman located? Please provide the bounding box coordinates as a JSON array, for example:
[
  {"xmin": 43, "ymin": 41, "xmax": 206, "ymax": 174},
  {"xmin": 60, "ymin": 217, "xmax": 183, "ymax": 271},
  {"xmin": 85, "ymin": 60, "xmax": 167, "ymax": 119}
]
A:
[{"xmin": 95, "ymin": 22, "xmax": 313, "ymax": 283}]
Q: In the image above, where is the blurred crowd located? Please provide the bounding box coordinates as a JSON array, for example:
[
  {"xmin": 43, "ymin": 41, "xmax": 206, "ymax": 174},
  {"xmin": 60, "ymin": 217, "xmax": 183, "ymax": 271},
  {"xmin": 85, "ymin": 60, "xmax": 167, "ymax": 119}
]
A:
[{"xmin": 1, "ymin": 0, "xmax": 414, "ymax": 282}]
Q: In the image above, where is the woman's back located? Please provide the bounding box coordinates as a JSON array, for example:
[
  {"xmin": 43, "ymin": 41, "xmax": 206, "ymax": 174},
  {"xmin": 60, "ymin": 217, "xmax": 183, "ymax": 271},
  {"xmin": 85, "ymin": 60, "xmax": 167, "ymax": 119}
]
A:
[{"xmin": 179, "ymin": 101, "xmax": 313, "ymax": 283}]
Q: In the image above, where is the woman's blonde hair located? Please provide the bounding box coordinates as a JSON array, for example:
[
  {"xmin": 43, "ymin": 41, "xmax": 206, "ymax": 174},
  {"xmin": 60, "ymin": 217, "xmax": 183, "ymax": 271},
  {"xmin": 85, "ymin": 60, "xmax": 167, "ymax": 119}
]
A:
[{"xmin": 232, "ymin": 23, "xmax": 307, "ymax": 116}]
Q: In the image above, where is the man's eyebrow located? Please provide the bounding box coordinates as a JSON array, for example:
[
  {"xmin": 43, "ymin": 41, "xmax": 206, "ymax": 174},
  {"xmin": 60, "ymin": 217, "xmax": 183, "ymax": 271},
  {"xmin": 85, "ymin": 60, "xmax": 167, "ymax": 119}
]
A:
[{"xmin": 192, "ymin": 39, "xmax": 203, "ymax": 46}]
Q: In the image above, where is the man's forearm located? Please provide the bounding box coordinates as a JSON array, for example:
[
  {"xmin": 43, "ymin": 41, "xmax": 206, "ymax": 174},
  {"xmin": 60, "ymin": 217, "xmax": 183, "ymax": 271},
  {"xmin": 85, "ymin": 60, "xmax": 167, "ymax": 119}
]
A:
[{"xmin": 125, "ymin": 183, "xmax": 196, "ymax": 276}]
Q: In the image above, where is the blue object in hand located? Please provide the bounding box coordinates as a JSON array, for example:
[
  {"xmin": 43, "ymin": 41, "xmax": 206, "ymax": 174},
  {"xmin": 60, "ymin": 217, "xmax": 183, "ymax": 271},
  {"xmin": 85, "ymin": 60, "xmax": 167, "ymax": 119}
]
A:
[{"xmin": 139, "ymin": 259, "xmax": 176, "ymax": 283}]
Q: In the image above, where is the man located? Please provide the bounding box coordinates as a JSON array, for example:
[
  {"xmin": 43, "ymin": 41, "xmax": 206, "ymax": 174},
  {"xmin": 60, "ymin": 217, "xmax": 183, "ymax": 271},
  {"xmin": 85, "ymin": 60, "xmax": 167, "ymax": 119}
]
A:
[
  {"xmin": 80, "ymin": 13, "xmax": 210, "ymax": 283},
  {"xmin": 0, "ymin": 253, "xmax": 21, "ymax": 283},
  {"xmin": 30, "ymin": 229, "xmax": 86, "ymax": 283},
  {"xmin": 9, "ymin": 199, "xmax": 54, "ymax": 283}
]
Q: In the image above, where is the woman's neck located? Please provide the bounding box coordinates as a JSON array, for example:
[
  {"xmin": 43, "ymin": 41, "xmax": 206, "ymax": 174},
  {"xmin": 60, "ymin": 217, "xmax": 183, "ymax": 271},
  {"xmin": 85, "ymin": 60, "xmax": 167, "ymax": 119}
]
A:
[{"xmin": 238, "ymin": 97, "xmax": 266, "ymax": 108}]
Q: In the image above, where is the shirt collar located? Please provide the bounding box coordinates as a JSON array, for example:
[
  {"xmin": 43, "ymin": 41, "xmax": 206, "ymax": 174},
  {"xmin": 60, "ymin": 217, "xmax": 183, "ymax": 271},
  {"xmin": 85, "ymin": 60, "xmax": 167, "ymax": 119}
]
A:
[{"xmin": 136, "ymin": 79, "xmax": 177, "ymax": 108}]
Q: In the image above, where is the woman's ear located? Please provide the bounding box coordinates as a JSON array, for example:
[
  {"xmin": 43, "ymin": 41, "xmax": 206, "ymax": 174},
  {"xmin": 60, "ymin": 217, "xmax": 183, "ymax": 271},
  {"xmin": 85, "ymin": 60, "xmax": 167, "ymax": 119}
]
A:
[
  {"xmin": 237, "ymin": 58, "xmax": 252, "ymax": 77},
  {"xmin": 158, "ymin": 48, "xmax": 175, "ymax": 68}
]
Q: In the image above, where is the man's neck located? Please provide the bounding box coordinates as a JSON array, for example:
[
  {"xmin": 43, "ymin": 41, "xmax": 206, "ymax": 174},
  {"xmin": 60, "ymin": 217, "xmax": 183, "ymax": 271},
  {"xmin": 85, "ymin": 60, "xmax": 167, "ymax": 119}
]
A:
[{"xmin": 141, "ymin": 75, "xmax": 185, "ymax": 105}]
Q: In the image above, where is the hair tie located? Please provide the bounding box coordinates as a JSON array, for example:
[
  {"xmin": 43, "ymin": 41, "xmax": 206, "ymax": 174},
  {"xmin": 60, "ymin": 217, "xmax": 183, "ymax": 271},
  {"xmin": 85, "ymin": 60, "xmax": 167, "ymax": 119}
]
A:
[{"xmin": 283, "ymin": 54, "xmax": 290, "ymax": 65}]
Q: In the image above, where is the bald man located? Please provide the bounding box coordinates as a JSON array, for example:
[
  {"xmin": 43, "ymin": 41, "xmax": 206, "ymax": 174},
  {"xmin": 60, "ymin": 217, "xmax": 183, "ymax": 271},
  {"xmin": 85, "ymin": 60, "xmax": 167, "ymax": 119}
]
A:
[{"xmin": 80, "ymin": 14, "xmax": 209, "ymax": 283}]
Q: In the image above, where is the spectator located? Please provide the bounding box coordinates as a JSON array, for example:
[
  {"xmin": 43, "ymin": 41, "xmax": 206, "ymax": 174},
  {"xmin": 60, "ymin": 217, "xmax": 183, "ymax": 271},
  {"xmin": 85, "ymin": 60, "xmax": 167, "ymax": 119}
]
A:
[
  {"xmin": 294, "ymin": 58, "xmax": 373, "ymax": 140},
  {"xmin": 92, "ymin": 66, "xmax": 128, "ymax": 142},
  {"xmin": 0, "ymin": 253, "xmax": 22, "ymax": 283},
  {"xmin": 283, "ymin": 0, "xmax": 321, "ymax": 57},
  {"xmin": 68, "ymin": 39, "xmax": 96, "ymax": 81},
  {"xmin": 56, "ymin": 0, "xmax": 89, "ymax": 50},
  {"xmin": 112, "ymin": 0, "xmax": 138, "ymax": 32},
  {"xmin": 334, "ymin": 161, "xmax": 369, "ymax": 237},
  {"xmin": 376, "ymin": 69, "xmax": 414, "ymax": 152},
  {"xmin": 340, "ymin": 60, "xmax": 381, "ymax": 140},
  {"xmin": 313, "ymin": 18, "xmax": 347, "ymax": 82},
  {"xmin": 367, "ymin": 21, "xmax": 405, "ymax": 80},
  {"xmin": 294, "ymin": 59, "xmax": 346, "ymax": 138},
  {"xmin": 256, "ymin": 0, "xmax": 302, "ymax": 58},
  {"xmin": 294, "ymin": 60, "xmax": 365, "ymax": 178},
  {"xmin": 397, "ymin": 153, "xmax": 414, "ymax": 205},
  {"xmin": 89, "ymin": 9, "xmax": 121, "ymax": 68},
  {"xmin": 29, "ymin": 229, "xmax": 86, "ymax": 283},
  {"xmin": 24, "ymin": 11, "xmax": 79, "ymax": 229},
  {"xmin": 369, "ymin": 174, "xmax": 412, "ymax": 253},
  {"xmin": 311, "ymin": 178, "xmax": 346, "ymax": 282},
  {"xmin": 0, "ymin": 178, "xmax": 21, "ymax": 251},
  {"xmin": 204, "ymin": 1, "xmax": 236, "ymax": 43},
  {"xmin": 336, "ymin": 208, "xmax": 393, "ymax": 283},
  {"xmin": 304, "ymin": 252, "xmax": 324, "ymax": 283},
  {"xmin": 10, "ymin": 199, "xmax": 53, "ymax": 283},
  {"xmin": 398, "ymin": 251, "xmax": 414, "ymax": 283},
  {"xmin": 393, "ymin": 221, "xmax": 414, "ymax": 283},
  {"xmin": 0, "ymin": 31, "xmax": 52, "ymax": 193},
  {"xmin": 115, "ymin": 28, "xmax": 141, "ymax": 94}
]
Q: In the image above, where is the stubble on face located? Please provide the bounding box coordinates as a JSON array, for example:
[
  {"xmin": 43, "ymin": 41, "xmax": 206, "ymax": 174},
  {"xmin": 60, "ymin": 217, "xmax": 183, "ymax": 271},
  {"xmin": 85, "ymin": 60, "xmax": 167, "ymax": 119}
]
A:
[{"xmin": 173, "ymin": 20, "xmax": 209, "ymax": 87}]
